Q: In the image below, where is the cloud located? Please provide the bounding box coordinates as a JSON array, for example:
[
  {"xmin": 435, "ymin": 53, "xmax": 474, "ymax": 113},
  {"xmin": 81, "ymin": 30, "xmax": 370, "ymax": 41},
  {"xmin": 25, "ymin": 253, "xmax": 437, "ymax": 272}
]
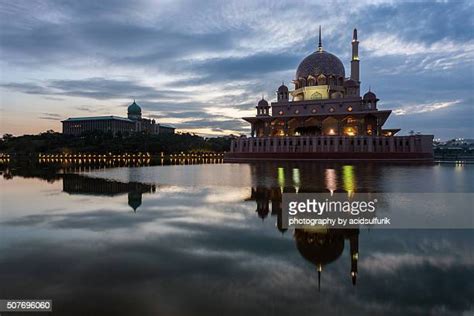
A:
[
  {"xmin": 393, "ymin": 100, "xmax": 461, "ymax": 115},
  {"xmin": 361, "ymin": 252, "xmax": 473, "ymax": 274},
  {"xmin": 1, "ymin": 78, "xmax": 192, "ymax": 101},
  {"xmin": 38, "ymin": 112, "xmax": 62, "ymax": 121},
  {"xmin": 363, "ymin": 34, "xmax": 474, "ymax": 72}
]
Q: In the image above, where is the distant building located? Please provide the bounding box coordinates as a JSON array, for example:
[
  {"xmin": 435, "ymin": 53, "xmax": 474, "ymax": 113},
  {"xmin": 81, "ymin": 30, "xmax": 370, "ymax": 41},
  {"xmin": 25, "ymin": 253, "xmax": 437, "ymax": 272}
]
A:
[{"xmin": 62, "ymin": 101, "xmax": 175, "ymax": 136}]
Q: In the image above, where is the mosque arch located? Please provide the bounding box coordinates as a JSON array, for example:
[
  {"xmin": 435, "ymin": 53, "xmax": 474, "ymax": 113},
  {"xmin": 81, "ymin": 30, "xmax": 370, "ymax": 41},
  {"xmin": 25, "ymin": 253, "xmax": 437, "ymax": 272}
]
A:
[
  {"xmin": 322, "ymin": 117, "xmax": 339, "ymax": 135},
  {"xmin": 310, "ymin": 92, "xmax": 323, "ymax": 100},
  {"xmin": 331, "ymin": 91, "xmax": 343, "ymax": 99},
  {"xmin": 317, "ymin": 74, "xmax": 327, "ymax": 85}
]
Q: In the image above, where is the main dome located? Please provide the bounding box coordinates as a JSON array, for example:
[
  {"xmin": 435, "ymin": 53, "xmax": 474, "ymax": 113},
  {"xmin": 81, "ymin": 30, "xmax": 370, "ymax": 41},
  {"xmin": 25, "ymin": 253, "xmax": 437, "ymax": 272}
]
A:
[{"xmin": 296, "ymin": 50, "xmax": 345, "ymax": 79}]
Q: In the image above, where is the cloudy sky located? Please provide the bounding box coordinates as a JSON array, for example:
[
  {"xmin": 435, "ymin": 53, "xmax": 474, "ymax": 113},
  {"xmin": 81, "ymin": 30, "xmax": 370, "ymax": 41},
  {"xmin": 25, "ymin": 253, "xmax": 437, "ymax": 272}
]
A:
[{"xmin": 0, "ymin": 0, "xmax": 473, "ymax": 139}]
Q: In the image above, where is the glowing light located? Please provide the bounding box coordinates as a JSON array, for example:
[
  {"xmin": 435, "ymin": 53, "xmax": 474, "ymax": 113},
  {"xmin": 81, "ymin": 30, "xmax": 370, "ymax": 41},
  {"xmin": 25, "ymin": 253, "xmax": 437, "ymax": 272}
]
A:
[
  {"xmin": 342, "ymin": 165, "xmax": 356, "ymax": 196},
  {"xmin": 325, "ymin": 169, "xmax": 337, "ymax": 195},
  {"xmin": 292, "ymin": 168, "xmax": 300, "ymax": 192},
  {"xmin": 278, "ymin": 167, "xmax": 285, "ymax": 190},
  {"xmin": 328, "ymin": 129, "xmax": 336, "ymax": 135},
  {"xmin": 344, "ymin": 127, "xmax": 356, "ymax": 136}
]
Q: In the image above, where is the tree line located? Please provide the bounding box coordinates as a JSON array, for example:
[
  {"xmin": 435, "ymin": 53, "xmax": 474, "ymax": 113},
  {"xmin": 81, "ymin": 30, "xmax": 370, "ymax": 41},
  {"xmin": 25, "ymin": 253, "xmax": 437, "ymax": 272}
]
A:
[{"xmin": 0, "ymin": 130, "xmax": 232, "ymax": 155}]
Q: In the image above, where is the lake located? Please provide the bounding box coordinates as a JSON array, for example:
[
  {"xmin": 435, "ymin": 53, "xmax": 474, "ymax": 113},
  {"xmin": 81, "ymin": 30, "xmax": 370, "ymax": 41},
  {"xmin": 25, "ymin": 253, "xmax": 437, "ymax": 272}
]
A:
[{"xmin": 0, "ymin": 162, "xmax": 473, "ymax": 316}]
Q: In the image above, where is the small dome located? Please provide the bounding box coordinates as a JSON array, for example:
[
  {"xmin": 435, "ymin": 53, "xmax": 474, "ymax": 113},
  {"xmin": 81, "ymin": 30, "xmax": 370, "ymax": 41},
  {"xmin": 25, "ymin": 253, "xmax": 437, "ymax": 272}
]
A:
[
  {"xmin": 258, "ymin": 98, "xmax": 269, "ymax": 107},
  {"xmin": 127, "ymin": 100, "xmax": 142, "ymax": 114},
  {"xmin": 296, "ymin": 50, "xmax": 345, "ymax": 79},
  {"xmin": 344, "ymin": 79, "xmax": 359, "ymax": 87},
  {"xmin": 278, "ymin": 83, "xmax": 288, "ymax": 92},
  {"xmin": 363, "ymin": 90, "xmax": 377, "ymax": 101}
]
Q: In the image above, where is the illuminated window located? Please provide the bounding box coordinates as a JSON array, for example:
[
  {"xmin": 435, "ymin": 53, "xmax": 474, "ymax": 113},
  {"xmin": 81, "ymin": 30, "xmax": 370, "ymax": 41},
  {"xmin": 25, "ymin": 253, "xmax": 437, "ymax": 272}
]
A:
[
  {"xmin": 279, "ymin": 111, "xmax": 284, "ymax": 115},
  {"xmin": 347, "ymin": 106, "xmax": 353, "ymax": 112},
  {"xmin": 344, "ymin": 127, "xmax": 356, "ymax": 136},
  {"xmin": 329, "ymin": 107, "xmax": 335, "ymax": 113}
]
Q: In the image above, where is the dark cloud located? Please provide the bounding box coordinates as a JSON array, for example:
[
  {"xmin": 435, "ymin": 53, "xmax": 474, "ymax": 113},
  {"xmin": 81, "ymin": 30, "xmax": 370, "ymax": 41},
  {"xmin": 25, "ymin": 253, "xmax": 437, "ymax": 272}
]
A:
[
  {"xmin": 183, "ymin": 53, "xmax": 299, "ymax": 81},
  {"xmin": 352, "ymin": 1, "xmax": 474, "ymax": 44},
  {"xmin": 1, "ymin": 78, "xmax": 189, "ymax": 101}
]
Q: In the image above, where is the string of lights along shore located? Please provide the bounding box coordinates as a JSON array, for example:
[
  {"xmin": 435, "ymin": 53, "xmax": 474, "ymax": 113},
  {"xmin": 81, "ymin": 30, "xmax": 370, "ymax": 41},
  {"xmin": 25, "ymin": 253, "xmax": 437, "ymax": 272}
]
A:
[{"xmin": 224, "ymin": 27, "xmax": 434, "ymax": 162}]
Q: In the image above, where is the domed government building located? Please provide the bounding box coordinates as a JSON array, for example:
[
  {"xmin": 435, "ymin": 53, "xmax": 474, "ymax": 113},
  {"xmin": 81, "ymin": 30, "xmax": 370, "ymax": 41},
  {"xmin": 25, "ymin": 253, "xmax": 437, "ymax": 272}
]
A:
[
  {"xmin": 62, "ymin": 101, "xmax": 175, "ymax": 136},
  {"xmin": 225, "ymin": 28, "xmax": 434, "ymax": 161}
]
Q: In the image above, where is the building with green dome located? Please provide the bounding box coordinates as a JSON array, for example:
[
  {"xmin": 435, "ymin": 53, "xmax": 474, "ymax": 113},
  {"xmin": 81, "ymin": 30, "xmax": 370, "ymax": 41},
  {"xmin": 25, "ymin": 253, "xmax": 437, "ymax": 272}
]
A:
[{"xmin": 62, "ymin": 100, "xmax": 175, "ymax": 136}]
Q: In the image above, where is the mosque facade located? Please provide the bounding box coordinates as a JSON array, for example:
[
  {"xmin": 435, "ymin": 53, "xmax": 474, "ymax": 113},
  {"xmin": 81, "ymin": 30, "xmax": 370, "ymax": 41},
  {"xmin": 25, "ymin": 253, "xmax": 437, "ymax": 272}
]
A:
[{"xmin": 225, "ymin": 28, "xmax": 433, "ymax": 161}]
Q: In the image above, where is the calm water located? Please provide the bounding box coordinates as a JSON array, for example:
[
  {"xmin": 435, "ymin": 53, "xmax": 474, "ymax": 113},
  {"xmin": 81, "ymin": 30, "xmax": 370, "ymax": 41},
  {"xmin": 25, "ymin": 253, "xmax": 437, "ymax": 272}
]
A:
[{"xmin": 0, "ymin": 162, "xmax": 473, "ymax": 316}]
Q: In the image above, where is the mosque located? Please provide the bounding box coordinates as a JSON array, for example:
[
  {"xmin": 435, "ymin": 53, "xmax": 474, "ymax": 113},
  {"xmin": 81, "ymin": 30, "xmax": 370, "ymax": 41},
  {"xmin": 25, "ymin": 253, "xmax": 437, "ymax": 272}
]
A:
[
  {"xmin": 62, "ymin": 100, "xmax": 175, "ymax": 136},
  {"xmin": 225, "ymin": 28, "xmax": 433, "ymax": 161}
]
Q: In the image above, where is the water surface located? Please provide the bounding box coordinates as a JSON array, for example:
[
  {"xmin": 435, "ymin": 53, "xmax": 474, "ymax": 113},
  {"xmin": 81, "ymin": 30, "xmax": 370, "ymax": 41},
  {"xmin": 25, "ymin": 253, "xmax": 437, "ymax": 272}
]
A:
[{"xmin": 0, "ymin": 162, "xmax": 473, "ymax": 315}]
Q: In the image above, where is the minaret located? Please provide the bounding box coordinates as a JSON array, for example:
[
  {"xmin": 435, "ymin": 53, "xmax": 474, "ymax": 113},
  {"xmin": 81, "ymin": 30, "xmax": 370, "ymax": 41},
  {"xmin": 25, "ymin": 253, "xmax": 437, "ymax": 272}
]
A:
[
  {"xmin": 318, "ymin": 25, "xmax": 323, "ymax": 52},
  {"xmin": 350, "ymin": 28, "xmax": 360, "ymax": 82}
]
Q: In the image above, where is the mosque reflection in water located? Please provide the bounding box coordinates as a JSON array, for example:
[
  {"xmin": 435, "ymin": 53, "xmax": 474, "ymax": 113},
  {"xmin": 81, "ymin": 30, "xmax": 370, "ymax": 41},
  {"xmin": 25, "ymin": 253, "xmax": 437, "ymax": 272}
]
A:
[
  {"xmin": 247, "ymin": 163, "xmax": 362, "ymax": 289},
  {"xmin": 62, "ymin": 174, "xmax": 156, "ymax": 212}
]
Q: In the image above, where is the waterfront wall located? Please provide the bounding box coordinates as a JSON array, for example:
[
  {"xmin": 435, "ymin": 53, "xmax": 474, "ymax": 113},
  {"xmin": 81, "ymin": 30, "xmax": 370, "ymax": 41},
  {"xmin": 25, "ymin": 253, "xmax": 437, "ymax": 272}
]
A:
[{"xmin": 226, "ymin": 135, "xmax": 433, "ymax": 161}]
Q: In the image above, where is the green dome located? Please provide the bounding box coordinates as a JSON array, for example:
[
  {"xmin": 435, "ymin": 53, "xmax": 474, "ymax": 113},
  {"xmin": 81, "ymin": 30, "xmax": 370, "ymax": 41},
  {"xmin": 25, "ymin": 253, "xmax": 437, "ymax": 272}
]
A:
[{"xmin": 127, "ymin": 101, "xmax": 142, "ymax": 115}]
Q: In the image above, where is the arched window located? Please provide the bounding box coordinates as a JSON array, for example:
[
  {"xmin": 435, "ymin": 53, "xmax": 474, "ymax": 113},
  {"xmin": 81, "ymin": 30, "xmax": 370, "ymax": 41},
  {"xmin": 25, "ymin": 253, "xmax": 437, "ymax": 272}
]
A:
[
  {"xmin": 331, "ymin": 92, "xmax": 343, "ymax": 99},
  {"xmin": 299, "ymin": 78, "xmax": 306, "ymax": 87},
  {"xmin": 322, "ymin": 117, "xmax": 338, "ymax": 136},
  {"xmin": 310, "ymin": 92, "xmax": 322, "ymax": 100},
  {"xmin": 317, "ymin": 74, "xmax": 326, "ymax": 85}
]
